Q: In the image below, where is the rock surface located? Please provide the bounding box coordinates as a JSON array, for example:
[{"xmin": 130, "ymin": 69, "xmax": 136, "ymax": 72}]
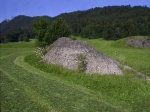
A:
[
  {"xmin": 126, "ymin": 37, "xmax": 150, "ymax": 48},
  {"xmin": 43, "ymin": 37, "xmax": 122, "ymax": 75}
]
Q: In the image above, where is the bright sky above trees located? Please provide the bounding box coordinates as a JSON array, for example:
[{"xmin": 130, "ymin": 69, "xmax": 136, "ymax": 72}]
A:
[{"xmin": 1, "ymin": 0, "xmax": 150, "ymax": 22}]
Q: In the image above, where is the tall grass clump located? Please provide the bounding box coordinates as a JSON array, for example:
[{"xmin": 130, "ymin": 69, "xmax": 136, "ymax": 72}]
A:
[{"xmin": 77, "ymin": 54, "xmax": 87, "ymax": 73}]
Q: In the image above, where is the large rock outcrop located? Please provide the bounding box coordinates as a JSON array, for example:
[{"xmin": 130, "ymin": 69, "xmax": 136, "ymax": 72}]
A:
[{"xmin": 43, "ymin": 37, "xmax": 122, "ymax": 75}]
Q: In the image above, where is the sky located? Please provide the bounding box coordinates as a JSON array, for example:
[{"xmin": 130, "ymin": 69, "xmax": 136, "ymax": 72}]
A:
[{"xmin": 0, "ymin": 0, "xmax": 150, "ymax": 22}]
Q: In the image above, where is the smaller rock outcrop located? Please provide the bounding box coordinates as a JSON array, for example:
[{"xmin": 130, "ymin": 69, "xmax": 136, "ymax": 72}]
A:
[
  {"xmin": 126, "ymin": 37, "xmax": 150, "ymax": 48},
  {"xmin": 43, "ymin": 37, "xmax": 122, "ymax": 75}
]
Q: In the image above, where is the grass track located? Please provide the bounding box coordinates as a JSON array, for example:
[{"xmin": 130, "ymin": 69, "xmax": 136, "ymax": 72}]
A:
[
  {"xmin": 14, "ymin": 56, "xmax": 128, "ymax": 111},
  {"xmin": 0, "ymin": 57, "xmax": 121, "ymax": 112},
  {"xmin": 0, "ymin": 68, "xmax": 57, "ymax": 112},
  {"xmin": 0, "ymin": 44, "xmax": 122, "ymax": 112}
]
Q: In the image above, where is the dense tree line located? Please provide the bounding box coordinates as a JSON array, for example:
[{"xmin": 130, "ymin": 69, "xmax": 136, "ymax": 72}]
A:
[
  {"xmin": 0, "ymin": 15, "xmax": 52, "ymax": 43},
  {"xmin": 57, "ymin": 5, "xmax": 150, "ymax": 40},
  {"xmin": 0, "ymin": 27, "xmax": 33, "ymax": 43},
  {"xmin": 0, "ymin": 5, "xmax": 150, "ymax": 43}
]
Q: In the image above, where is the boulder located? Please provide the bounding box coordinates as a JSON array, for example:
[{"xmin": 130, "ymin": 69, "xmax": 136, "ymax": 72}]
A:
[
  {"xmin": 43, "ymin": 37, "xmax": 122, "ymax": 75},
  {"xmin": 126, "ymin": 37, "xmax": 150, "ymax": 48}
]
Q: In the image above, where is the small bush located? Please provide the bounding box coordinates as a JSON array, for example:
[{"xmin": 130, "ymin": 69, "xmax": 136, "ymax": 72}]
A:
[{"xmin": 77, "ymin": 54, "xmax": 87, "ymax": 72}]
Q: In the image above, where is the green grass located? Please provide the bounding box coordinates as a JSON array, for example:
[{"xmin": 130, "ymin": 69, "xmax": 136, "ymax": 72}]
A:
[
  {"xmin": 1, "ymin": 38, "xmax": 150, "ymax": 112},
  {"xmin": 24, "ymin": 54, "xmax": 150, "ymax": 112},
  {"xmin": 0, "ymin": 41, "xmax": 35, "ymax": 48}
]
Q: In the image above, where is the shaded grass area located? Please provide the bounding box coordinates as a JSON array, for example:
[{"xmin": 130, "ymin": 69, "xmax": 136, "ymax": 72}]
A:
[
  {"xmin": 0, "ymin": 41, "xmax": 35, "ymax": 48},
  {"xmin": 25, "ymin": 54, "xmax": 150, "ymax": 112}
]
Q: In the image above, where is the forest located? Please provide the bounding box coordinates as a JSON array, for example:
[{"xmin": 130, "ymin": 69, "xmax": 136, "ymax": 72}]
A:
[{"xmin": 0, "ymin": 5, "xmax": 150, "ymax": 43}]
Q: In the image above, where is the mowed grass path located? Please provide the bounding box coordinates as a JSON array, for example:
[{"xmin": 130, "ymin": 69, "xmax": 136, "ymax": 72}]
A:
[
  {"xmin": 0, "ymin": 40, "xmax": 150, "ymax": 112},
  {"xmin": 0, "ymin": 42, "xmax": 124, "ymax": 112}
]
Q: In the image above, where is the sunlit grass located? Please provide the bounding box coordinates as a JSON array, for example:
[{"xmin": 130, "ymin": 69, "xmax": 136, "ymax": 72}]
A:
[{"xmin": 0, "ymin": 41, "xmax": 35, "ymax": 48}]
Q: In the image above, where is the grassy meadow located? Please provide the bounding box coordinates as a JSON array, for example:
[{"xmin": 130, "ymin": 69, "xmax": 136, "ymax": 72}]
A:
[{"xmin": 0, "ymin": 37, "xmax": 150, "ymax": 112}]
